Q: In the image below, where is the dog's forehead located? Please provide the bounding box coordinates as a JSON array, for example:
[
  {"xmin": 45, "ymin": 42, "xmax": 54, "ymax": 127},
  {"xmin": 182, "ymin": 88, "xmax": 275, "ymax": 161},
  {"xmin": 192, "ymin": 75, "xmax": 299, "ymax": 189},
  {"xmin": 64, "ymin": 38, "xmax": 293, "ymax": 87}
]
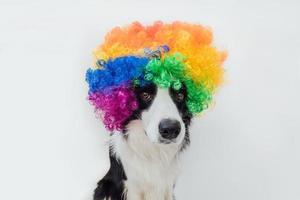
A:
[
  {"xmin": 147, "ymin": 87, "xmax": 182, "ymax": 118},
  {"xmin": 152, "ymin": 88, "xmax": 173, "ymax": 105}
]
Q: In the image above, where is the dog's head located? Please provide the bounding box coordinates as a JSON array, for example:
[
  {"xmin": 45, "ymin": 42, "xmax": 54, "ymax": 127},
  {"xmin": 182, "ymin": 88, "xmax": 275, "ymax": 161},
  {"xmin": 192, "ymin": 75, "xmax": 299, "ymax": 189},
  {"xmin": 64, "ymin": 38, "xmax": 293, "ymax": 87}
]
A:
[
  {"xmin": 86, "ymin": 21, "xmax": 226, "ymax": 146},
  {"xmin": 127, "ymin": 82, "xmax": 191, "ymax": 145}
]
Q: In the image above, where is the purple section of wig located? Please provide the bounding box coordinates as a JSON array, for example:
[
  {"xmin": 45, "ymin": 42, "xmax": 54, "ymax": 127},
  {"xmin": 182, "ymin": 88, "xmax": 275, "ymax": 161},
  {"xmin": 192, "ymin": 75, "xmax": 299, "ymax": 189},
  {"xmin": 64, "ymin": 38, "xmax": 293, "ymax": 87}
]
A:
[{"xmin": 88, "ymin": 85, "xmax": 138, "ymax": 131}]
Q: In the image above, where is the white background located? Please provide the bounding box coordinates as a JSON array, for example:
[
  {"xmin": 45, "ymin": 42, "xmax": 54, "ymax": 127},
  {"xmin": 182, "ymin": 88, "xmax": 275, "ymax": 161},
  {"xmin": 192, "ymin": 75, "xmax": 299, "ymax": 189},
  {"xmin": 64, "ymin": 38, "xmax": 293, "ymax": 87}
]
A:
[{"xmin": 0, "ymin": 0, "xmax": 300, "ymax": 200}]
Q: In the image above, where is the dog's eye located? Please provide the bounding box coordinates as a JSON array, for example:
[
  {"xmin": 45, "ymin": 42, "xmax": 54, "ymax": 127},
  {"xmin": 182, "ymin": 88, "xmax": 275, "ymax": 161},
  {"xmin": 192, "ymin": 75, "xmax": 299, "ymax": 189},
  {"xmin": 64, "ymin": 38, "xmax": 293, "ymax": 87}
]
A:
[
  {"xmin": 175, "ymin": 93, "xmax": 184, "ymax": 102},
  {"xmin": 140, "ymin": 92, "xmax": 153, "ymax": 102}
]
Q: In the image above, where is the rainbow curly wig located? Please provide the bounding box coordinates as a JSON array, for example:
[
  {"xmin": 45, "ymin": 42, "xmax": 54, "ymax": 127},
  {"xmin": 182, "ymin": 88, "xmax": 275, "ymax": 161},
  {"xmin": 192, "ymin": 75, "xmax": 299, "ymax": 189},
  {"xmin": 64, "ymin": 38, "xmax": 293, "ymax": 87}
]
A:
[{"xmin": 86, "ymin": 21, "xmax": 226, "ymax": 131}]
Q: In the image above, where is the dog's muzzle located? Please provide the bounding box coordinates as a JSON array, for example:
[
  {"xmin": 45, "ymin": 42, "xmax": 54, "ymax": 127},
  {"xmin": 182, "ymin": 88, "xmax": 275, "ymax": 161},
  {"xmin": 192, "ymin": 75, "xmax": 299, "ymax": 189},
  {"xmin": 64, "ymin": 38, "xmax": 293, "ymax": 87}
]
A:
[{"xmin": 158, "ymin": 119, "xmax": 181, "ymax": 141}]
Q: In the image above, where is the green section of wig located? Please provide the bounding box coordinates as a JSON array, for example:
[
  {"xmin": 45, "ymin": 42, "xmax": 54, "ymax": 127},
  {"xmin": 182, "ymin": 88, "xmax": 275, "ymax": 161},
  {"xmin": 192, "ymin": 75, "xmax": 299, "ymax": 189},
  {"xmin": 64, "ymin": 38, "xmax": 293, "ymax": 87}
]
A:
[{"xmin": 144, "ymin": 53, "xmax": 212, "ymax": 114}]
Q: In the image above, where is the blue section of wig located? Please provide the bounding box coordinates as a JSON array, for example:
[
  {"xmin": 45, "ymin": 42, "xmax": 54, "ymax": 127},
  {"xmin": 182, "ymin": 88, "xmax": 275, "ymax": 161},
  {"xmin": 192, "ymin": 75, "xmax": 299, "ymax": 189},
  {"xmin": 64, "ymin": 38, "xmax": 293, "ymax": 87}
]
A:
[{"xmin": 86, "ymin": 56, "xmax": 149, "ymax": 93}]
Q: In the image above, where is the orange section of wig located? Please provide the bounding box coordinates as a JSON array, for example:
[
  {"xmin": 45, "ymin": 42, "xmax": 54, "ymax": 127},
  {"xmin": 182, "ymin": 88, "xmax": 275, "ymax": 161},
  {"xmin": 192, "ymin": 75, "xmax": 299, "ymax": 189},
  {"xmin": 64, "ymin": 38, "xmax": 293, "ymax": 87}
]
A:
[{"xmin": 93, "ymin": 21, "xmax": 226, "ymax": 91}]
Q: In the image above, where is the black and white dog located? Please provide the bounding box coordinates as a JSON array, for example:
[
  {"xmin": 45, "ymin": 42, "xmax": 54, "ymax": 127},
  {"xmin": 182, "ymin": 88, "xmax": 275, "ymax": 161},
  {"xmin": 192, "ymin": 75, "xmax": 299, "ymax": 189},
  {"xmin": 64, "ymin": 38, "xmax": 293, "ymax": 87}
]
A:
[{"xmin": 94, "ymin": 82, "xmax": 192, "ymax": 200}]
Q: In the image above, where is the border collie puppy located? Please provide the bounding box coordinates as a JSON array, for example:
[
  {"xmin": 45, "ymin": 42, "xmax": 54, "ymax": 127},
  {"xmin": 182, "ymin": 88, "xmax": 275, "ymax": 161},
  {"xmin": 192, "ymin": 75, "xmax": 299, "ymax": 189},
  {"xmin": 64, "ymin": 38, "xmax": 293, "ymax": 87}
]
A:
[
  {"xmin": 94, "ymin": 83, "xmax": 192, "ymax": 200},
  {"xmin": 86, "ymin": 21, "xmax": 225, "ymax": 200}
]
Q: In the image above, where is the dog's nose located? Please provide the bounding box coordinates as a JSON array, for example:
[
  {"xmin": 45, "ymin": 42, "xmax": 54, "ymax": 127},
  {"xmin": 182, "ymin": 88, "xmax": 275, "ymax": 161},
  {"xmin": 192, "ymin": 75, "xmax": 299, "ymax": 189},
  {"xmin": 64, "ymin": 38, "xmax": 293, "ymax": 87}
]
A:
[{"xmin": 159, "ymin": 119, "xmax": 181, "ymax": 140}]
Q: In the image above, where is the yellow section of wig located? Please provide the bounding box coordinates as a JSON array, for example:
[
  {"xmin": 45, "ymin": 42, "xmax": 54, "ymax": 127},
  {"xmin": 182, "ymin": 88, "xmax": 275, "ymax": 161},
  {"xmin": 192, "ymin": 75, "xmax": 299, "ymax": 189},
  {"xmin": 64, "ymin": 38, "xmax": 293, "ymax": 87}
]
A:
[{"xmin": 93, "ymin": 21, "xmax": 226, "ymax": 92}]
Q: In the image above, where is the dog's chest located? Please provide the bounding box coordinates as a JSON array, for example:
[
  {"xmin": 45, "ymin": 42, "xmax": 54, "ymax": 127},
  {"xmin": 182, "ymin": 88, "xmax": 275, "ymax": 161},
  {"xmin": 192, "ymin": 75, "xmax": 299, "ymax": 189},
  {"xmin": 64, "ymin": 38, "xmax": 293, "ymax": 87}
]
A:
[
  {"xmin": 111, "ymin": 132, "xmax": 181, "ymax": 199},
  {"xmin": 124, "ymin": 160, "xmax": 178, "ymax": 200},
  {"xmin": 121, "ymin": 148, "xmax": 179, "ymax": 186}
]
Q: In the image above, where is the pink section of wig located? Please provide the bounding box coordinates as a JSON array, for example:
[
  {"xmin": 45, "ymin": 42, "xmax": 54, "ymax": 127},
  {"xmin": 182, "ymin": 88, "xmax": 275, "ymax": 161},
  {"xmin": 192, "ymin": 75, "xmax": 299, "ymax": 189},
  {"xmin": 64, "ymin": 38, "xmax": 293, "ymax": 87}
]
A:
[{"xmin": 88, "ymin": 85, "xmax": 138, "ymax": 131}]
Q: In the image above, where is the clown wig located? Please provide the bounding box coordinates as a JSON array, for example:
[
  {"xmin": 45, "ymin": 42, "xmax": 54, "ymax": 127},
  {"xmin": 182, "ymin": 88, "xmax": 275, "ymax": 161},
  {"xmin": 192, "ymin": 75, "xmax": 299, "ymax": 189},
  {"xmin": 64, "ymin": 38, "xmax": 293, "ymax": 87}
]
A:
[{"xmin": 86, "ymin": 21, "xmax": 226, "ymax": 131}]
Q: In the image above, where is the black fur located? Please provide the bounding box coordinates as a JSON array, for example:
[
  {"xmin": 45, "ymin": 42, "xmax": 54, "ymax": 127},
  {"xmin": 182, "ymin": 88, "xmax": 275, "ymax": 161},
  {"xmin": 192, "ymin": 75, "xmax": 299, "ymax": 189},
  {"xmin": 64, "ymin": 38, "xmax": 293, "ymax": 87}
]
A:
[
  {"xmin": 124, "ymin": 83, "xmax": 158, "ymax": 123},
  {"xmin": 169, "ymin": 84, "xmax": 192, "ymax": 151},
  {"xmin": 94, "ymin": 148, "xmax": 127, "ymax": 200}
]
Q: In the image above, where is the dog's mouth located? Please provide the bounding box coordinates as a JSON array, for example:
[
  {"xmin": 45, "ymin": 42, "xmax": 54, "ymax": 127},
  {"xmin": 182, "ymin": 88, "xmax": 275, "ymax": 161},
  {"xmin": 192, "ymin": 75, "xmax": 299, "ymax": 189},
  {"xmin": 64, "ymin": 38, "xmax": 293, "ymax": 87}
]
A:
[
  {"xmin": 144, "ymin": 130, "xmax": 178, "ymax": 144},
  {"xmin": 158, "ymin": 137, "xmax": 176, "ymax": 144}
]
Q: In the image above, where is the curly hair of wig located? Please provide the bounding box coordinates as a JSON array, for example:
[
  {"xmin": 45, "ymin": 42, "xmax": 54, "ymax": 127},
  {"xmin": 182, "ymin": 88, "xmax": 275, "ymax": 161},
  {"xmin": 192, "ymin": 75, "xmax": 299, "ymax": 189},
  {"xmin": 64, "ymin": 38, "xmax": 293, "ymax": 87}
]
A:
[{"xmin": 86, "ymin": 21, "xmax": 226, "ymax": 131}]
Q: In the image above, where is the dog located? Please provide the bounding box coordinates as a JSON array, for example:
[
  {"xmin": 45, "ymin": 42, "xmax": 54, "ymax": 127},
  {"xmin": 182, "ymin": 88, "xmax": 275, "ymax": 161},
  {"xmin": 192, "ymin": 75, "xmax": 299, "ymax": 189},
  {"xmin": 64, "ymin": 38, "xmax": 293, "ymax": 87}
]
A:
[
  {"xmin": 93, "ymin": 82, "xmax": 192, "ymax": 200},
  {"xmin": 86, "ymin": 21, "xmax": 225, "ymax": 200}
]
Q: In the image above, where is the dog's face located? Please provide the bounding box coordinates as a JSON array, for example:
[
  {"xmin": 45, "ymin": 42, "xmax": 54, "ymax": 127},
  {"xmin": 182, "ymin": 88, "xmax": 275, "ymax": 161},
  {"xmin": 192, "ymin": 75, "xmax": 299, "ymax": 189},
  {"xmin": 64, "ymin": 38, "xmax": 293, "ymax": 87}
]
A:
[{"xmin": 124, "ymin": 83, "xmax": 192, "ymax": 146}]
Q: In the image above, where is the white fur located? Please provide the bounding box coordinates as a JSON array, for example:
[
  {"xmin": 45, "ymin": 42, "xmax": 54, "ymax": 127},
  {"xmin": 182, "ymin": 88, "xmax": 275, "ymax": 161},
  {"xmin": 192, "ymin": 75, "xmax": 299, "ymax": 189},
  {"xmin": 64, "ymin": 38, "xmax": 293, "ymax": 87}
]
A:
[{"xmin": 110, "ymin": 89, "xmax": 186, "ymax": 200}]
